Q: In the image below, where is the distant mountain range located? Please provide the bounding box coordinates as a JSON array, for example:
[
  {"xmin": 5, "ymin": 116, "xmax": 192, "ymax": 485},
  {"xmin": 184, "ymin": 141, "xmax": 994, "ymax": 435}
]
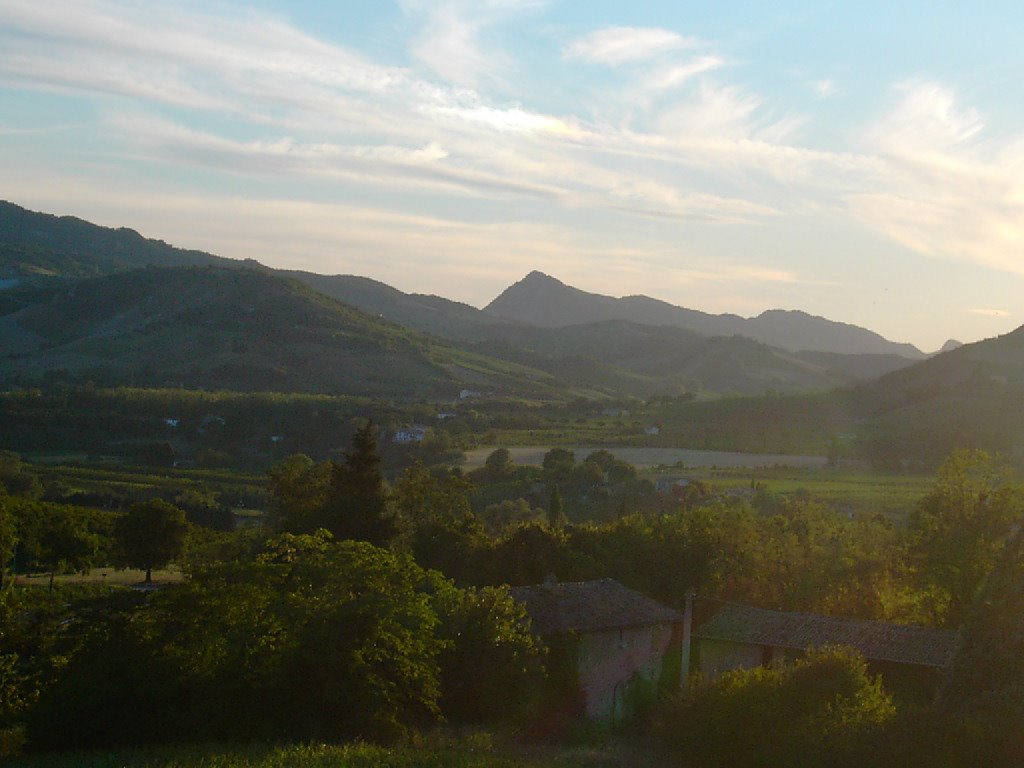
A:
[
  {"xmin": 0, "ymin": 200, "xmax": 989, "ymax": 402},
  {"xmin": 485, "ymin": 270, "xmax": 927, "ymax": 358}
]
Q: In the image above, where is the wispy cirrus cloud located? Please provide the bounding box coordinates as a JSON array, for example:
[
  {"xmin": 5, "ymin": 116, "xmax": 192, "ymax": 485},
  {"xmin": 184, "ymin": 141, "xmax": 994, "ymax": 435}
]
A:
[
  {"xmin": 970, "ymin": 308, "xmax": 1011, "ymax": 317},
  {"xmin": 564, "ymin": 26, "xmax": 693, "ymax": 65},
  {"xmin": 849, "ymin": 81, "xmax": 1024, "ymax": 276}
]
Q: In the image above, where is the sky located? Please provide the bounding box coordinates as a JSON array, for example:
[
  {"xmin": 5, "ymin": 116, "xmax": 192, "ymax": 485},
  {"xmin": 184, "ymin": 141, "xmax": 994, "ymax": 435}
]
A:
[{"xmin": 2, "ymin": 1, "xmax": 1023, "ymax": 352}]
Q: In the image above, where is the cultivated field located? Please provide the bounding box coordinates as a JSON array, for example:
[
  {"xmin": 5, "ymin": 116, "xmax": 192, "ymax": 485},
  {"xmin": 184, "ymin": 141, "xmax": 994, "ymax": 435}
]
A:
[{"xmin": 463, "ymin": 445, "xmax": 827, "ymax": 470}]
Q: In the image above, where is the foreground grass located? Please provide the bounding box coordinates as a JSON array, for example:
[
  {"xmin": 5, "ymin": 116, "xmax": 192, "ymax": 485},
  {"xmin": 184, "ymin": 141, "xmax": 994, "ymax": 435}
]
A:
[{"xmin": 6, "ymin": 740, "xmax": 662, "ymax": 768}]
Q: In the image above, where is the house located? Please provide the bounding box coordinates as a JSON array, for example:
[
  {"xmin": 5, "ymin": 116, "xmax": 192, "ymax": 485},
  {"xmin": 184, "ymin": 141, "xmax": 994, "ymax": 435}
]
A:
[
  {"xmin": 692, "ymin": 601, "xmax": 960, "ymax": 692},
  {"xmin": 511, "ymin": 578, "xmax": 682, "ymax": 720},
  {"xmin": 459, "ymin": 389, "xmax": 480, "ymax": 400},
  {"xmin": 654, "ymin": 476, "xmax": 691, "ymax": 494},
  {"xmin": 644, "ymin": 425, "xmax": 661, "ymax": 436},
  {"xmin": 393, "ymin": 425, "xmax": 428, "ymax": 444}
]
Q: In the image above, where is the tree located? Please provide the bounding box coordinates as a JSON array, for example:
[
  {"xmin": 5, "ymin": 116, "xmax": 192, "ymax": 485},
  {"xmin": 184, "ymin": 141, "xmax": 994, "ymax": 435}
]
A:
[
  {"xmin": 15, "ymin": 503, "xmax": 99, "ymax": 591},
  {"xmin": 114, "ymin": 500, "xmax": 188, "ymax": 582},
  {"xmin": 547, "ymin": 485, "xmax": 566, "ymax": 528},
  {"xmin": 482, "ymin": 448, "xmax": 515, "ymax": 480},
  {"xmin": 481, "ymin": 498, "xmax": 543, "ymax": 537},
  {"xmin": 29, "ymin": 535, "xmax": 449, "ymax": 749},
  {"xmin": 267, "ymin": 453, "xmax": 330, "ymax": 533},
  {"xmin": 909, "ymin": 449, "xmax": 1024, "ymax": 626},
  {"xmin": 542, "ymin": 448, "xmax": 575, "ymax": 486},
  {"xmin": 322, "ymin": 422, "xmax": 398, "ymax": 547},
  {"xmin": 432, "ymin": 583, "xmax": 544, "ymax": 723},
  {"xmin": 912, "ymin": 529, "xmax": 1024, "ymax": 766},
  {"xmin": 655, "ymin": 647, "xmax": 894, "ymax": 768},
  {"xmin": 0, "ymin": 489, "xmax": 15, "ymax": 589}
]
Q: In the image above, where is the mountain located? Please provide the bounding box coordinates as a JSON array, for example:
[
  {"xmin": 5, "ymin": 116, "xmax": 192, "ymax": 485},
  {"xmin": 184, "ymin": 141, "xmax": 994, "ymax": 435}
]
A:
[
  {"xmin": 850, "ymin": 325, "xmax": 1024, "ymax": 464},
  {"xmin": 0, "ymin": 202, "xmax": 920, "ymax": 399},
  {"xmin": 0, "ymin": 200, "xmax": 229, "ymax": 278},
  {"xmin": 276, "ymin": 270, "xmax": 509, "ymax": 343},
  {"xmin": 484, "ymin": 271, "xmax": 925, "ymax": 359},
  {"xmin": 0, "ymin": 266, "xmax": 569, "ymax": 398},
  {"xmin": 938, "ymin": 339, "xmax": 963, "ymax": 354}
]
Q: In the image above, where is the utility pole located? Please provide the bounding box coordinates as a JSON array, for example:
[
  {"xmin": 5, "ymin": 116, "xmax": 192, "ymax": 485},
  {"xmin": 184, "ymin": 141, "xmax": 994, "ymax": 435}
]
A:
[{"xmin": 680, "ymin": 590, "xmax": 694, "ymax": 691}]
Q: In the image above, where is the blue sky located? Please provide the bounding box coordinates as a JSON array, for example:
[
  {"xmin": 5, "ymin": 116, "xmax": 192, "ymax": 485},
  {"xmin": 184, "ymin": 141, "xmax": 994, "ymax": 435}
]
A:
[{"xmin": 2, "ymin": 0, "xmax": 1023, "ymax": 351}]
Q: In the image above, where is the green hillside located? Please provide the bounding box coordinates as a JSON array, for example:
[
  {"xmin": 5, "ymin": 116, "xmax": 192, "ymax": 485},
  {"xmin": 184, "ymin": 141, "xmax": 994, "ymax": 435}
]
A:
[{"xmin": 0, "ymin": 266, "xmax": 570, "ymax": 399}]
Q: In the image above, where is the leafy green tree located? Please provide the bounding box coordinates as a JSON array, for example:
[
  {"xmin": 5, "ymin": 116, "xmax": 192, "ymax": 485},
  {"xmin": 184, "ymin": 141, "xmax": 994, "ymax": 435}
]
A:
[
  {"xmin": 482, "ymin": 447, "xmax": 516, "ymax": 480},
  {"xmin": 910, "ymin": 449, "xmax": 1024, "ymax": 626},
  {"xmin": 114, "ymin": 500, "xmax": 188, "ymax": 582},
  {"xmin": 931, "ymin": 529, "xmax": 1024, "ymax": 764},
  {"xmin": 655, "ymin": 647, "xmax": 894, "ymax": 768},
  {"xmin": 392, "ymin": 463, "xmax": 472, "ymax": 526},
  {"xmin": 29, "ymin": 535, "xmax": 447, "ymax": 749},
  {"xmin": 267, "ymin": 453, "xmax": 330, "ymax": 533},
  {"xmin": 0, "ymin": 452, "xmax": 42, "ymax": 500},
  {"xmin": 322, "ymin": 422, "xmax": 398, "ymax": 547},
  {"xmin": 393, "ymin": 463, "xmax": 482, "ymax": 581},
  {"xmin": 481, "ymin": 498, "xmax": 543, "ymax": 537},
  {"xmin": 542, "ymin": 447, "xmax": 575, "ymax": 486},
  {"xmin": 15, "ymin": 503, "xmax": 99, "ymax": 591},
  {"xmin": 432, "ymin": 583, "xmax": 544, "ymax": 723}
]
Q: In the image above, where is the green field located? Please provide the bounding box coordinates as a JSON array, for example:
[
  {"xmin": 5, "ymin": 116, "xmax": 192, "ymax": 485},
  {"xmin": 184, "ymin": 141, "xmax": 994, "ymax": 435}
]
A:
[
  {"xmin": 12, "ymin": 567, "xmax": 185, "ymax": 588},
  {"xmin": 686, "ymin": 466, "xmax": 934, "ymax": 520}
]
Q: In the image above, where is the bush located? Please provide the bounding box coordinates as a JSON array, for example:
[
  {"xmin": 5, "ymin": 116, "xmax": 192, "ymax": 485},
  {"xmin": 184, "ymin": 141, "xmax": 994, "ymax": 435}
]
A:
[{"xmin": 653, "ymin": 647, "xmax": 895, "ymax": 768}]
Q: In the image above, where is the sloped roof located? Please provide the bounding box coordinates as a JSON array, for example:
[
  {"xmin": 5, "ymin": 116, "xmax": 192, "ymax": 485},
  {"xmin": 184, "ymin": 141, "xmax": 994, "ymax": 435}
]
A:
[
  {"xmin": 510, "ymin": 578, "xmax": 681, "ymax": 635},
  {"xmin": 695, "ymin": 603, "xmax": 960, "ymax": 668}
]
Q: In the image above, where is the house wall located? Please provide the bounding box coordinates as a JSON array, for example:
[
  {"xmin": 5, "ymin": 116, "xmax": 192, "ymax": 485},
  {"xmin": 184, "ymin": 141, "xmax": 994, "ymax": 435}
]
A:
[
  {"xmin": 576, "ymin": 622, "xmax": 675, "ymax": 719},
  {"xmin": 697, "ymin": 639, "xmax": 781, "ymax": 678}
]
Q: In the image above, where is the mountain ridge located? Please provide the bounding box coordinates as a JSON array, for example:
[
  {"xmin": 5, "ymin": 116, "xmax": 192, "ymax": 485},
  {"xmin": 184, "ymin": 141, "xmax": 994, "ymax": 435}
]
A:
[{"xmin": 484, "ymin": 270, "xmax": 925, "ymax": 359}]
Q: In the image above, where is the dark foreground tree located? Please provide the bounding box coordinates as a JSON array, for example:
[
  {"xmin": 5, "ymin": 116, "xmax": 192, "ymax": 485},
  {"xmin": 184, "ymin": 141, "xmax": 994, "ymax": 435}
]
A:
[
  {"xmin": 322, "ymin": 421, "xmax": 398, "ymax": 547},
  {"xmin": 29, "ymin": 534, "xmax": 442, "ymax": 749},
  {"xmin": 114, "ymin": 500, "xmax": 188, "ymax": 582},
  {"xmin": 927, "ymin": 529, "xmax": 1024, "ymax": 765}
]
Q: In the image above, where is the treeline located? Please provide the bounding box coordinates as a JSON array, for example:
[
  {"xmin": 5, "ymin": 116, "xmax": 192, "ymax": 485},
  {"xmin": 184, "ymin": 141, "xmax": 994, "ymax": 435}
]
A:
[{"xmin": 2, "ymin": 427, "xmax": 1024, "ymax": 762}]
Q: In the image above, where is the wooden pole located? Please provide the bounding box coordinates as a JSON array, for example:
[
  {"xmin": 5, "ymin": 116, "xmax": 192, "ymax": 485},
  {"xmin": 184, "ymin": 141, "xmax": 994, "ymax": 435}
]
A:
[{"xmin": 680, "ymin": 590, "xmax": 694, "ymax": 691}]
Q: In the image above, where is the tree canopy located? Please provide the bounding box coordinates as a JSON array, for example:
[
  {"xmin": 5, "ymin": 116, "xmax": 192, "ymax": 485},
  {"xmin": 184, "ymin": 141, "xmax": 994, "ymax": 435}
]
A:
[{"xmin": 114, "ymin": 500, "xmax": 189, "ymax": 582}]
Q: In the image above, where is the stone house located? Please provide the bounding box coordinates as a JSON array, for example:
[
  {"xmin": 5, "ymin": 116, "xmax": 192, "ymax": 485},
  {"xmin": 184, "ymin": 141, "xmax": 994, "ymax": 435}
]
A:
[
  {"xmin": 511, "ymin": 578, "xmax": 682, "ymax": 720},
  {"xmin": 692, "ymin": 602, "xmax": 960, "ymax": 695}
]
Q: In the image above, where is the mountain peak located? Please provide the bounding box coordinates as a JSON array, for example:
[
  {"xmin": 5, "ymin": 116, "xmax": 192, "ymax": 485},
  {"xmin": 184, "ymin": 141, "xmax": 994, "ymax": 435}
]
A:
[
  {"xmin": 938, "ymin": 339, "xmax": 963, "ymax": 354},
  {"xmin": 484, "ymin": 271, "xmax": 924, "ymax": 357}
]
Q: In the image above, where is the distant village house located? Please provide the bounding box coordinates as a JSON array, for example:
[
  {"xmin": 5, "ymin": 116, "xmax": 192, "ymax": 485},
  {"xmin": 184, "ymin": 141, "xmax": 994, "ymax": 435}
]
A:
[{"xmin": 392, "ymin": 425, "xmax": 428, "ymax": 444}]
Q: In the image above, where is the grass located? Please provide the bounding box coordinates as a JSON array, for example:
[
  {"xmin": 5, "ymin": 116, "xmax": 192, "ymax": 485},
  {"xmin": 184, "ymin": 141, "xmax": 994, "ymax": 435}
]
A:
[
  {"xmin": 463, "ymin": 445, "xmax": 934, "ymax": 520},
  {"xmin": 12, "ymin": 567, "xmax": 184, "ymax": 588},
  {"xmin": 691, "ymin": 466, "xmax": 933, "ymax": 521},
  {"xmin": 6, "ymin": 738, "xmax": 664, "ymax": 768}
]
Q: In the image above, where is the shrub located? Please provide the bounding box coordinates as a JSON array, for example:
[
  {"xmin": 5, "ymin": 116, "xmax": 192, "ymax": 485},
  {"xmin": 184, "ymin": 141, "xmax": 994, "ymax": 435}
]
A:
[{"xmin": 653, "ymin": 646, "xmax": 895, "ymax": 768}]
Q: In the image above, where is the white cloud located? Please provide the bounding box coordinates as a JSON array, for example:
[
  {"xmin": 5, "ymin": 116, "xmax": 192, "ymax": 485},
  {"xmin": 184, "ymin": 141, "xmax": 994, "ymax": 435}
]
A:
[
  {"xmin": 564, "ymin": 27, "xmax": 693, "ymax": 66},
  {"xmin": 873, "ymin": 81, "xmax": 984, "ymax": 152},
  {"xmin": 656, "ymin": 83, "xmax": 763, "ymax": 140},
  {"xmin": 643, "ymin": 56, "xmax": 725, "ymax": 92},
  {"xmin": 850, "ymin": 82, "xmax": 1024, "ymax": 277},
  {"xmin": 813, "ymin": 79, "xmax": 836, "ymax": 98},
  {"xmin": 970, "ymin": 308, "xmax": 1011, "ymax": 317}
]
